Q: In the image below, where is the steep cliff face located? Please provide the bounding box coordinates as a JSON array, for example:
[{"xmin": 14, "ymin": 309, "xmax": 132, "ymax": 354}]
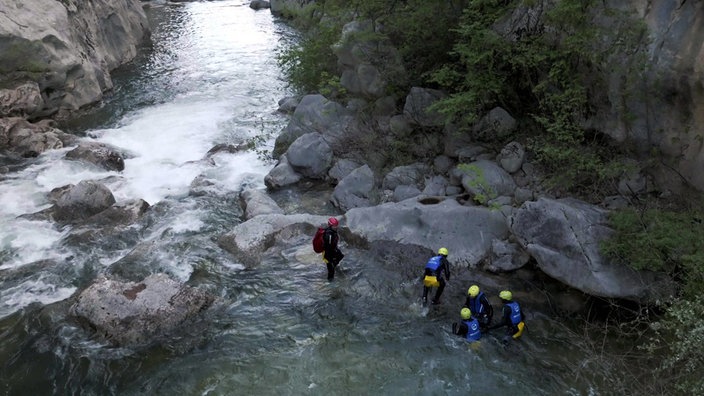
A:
[
  {"xmin": 594, "ymin": 0, "xmax": 704, "ymax": 193},
  {"xmin": 0, "ymin": 0, "xmax": 149, "ymax": 118}
]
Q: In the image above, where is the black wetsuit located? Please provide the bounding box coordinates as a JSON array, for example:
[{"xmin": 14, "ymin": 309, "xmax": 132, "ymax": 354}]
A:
[
  {"xmin": 464, "ymin": 292, "xmax": 494, "ymax": 328},
  {"xmin": 489, "ymin": 301, "xmax": 525, "ymax": 341},
  {"xmin": 323, "ymin": 226, "xmax": 344, "ymax": 280},
  {"xmin": 422, "ymin": 255, "xmax": 451, "ymax": 304}
]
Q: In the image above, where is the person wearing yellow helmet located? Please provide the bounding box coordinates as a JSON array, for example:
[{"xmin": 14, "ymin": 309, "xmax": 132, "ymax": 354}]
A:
[
  {"xmin": 488, "ymin": 290, "xmax": 526, "ymax": 343},
  {"xmin": 421, "ymin": 247, "xmax": 452, "ymax": 305},
  {"xmin": 452, "ymin": 307, "xmax": 481, "ymax": 342},
  {"xmin": 463, "ymin": 284, "xmax": 493, "ymax": 330}
]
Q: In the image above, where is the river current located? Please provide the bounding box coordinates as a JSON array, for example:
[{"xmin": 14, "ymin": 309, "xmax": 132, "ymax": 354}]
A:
[{"xmin": 1, "ymin": 2, "xmax": 605, "ymax": 395}]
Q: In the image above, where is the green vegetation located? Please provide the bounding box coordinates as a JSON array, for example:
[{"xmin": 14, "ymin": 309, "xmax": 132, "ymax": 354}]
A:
[
  {"xmin": 278, "ymin": 0, "xmax": 648, "ymax": 195},
  {"xmin": 457, "ymin": 163, "xmax": 497, "ymax": 205},
  {"xmin": 277, "ymin": 20, "xmax": 342, "ymax": 96},
  {"xmin": 273, "ymin": 0, "xmax": 704, "ymax": 393},
  {"xmin": 602, "ymin": 208, "xmax": 704, "ymax": 295},
  {"xmin": 277, "ymin": 0, "xmax": 466, "ymax": 96},
  {"xmin": 276, "ymin": 0, "xmax": 703, "ymax": 393},
  {"xmin": 431, "ymin": 0, "xmax": 647, "ymax": 193},
  {"xmin": 602, "ymin": 206, "xmax": 704, "ymax": 394}
]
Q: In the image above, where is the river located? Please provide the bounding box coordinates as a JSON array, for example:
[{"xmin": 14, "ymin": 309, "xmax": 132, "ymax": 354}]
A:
[{"xmin": 1, "ymin": 1, "xmax": 606, "ymax": 395}]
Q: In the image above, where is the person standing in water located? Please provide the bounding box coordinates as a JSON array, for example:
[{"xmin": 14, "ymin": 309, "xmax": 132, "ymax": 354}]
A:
[
  {"xmin": 464, "ymin": 284, "xmax": 493, "ymax": 330},
  {"xmin": 322, "ymin": 217, "xmax": 344, "ymax": 281},
  {"xmin": 421, "ymin": 247, "xmax": 451, "ymax": 305},
  {"xmin": 488, "ymin": 290, "xmax": 525, "ymax": 344},
  {"xmin": 452, "ymin": 307, "xmax": 482, "ymax": 342}
]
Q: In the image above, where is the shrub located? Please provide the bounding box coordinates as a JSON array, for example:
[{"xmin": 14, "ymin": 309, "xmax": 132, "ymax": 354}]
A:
[{"xmin": 603, "ymin": 206, "xmax": 704, "ymax": 395}]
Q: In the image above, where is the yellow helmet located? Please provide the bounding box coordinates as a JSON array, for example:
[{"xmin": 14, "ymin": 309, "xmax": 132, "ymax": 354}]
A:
[
  {"xmin": 467, "ymin": 285, "xmax": 479, "ymax": 297},
  {"xmin": 438, "ymin": 247, "xmax": 448, "ymax": 256},
  {"xmin": 461, "ymin": 307, "xmax": 471, "ymax": 320},
  {"xmin": 499, "ymin": 290, "xmax": 512, "ymax": 301}
]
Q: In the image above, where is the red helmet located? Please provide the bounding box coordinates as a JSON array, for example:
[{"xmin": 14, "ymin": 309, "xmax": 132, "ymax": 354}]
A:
[{"xmin": 328, "ymin": 217, "xmax": 339, "ymax": 227}]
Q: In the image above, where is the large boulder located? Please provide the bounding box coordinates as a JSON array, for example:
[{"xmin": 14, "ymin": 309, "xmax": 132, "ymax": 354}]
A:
[
  {"xmin": 272, "ymin": 95, "xmax": 351, "ymax": 158},
  {"xmin": 0, "ymin": 117, "xmax": 76, "ymax": 157},
  {"xmin": 285, "ymin": 133, "xmax": 334, "ymax": 179},
  {"xmin": 0, "ymin": 0, "xmax": 149, "ymax": 117},
  {"xmin": 382, "ymin": 163, "xmax": 431, "ymax": 191},
  {"xmin": 241, "ymin": 188, "xmax": 284, "ymax": 219},
  {"xmin": 218, "ymin": 213, "xmax": 330, "ymax": 266},
  {"xmin": 458, "ymin": 160, "xmax": 516, "ymax": 202},
  {"xmin": 403, "ymin": 87, "xmax": 446, "ymax": 127},
  {"xmin": 65, "ymin": 141, "xmax": 126, "ymax": 171},
  {"xmin": 52, "ymin": 180, "xmax": 116, "ymax": 222},
  {"xmin": 264, "ymin": 155, "xmax": 302, "ymax": 189},
  {"xmin": 70, "ymin": 274, "xmax": 215, "ymax": 346},
  {"xmin": 345, "ymin": 197, "xmax": 510, "ymax": 266},
  {"xmin": 331, "ymin": 164, "xmax": 376, "ymax": 211},
  {"xmin": 0, "ymin": 81, "xmax": 44, "ymax": 118},
  {"xmin": 509, "ymin": 197, "xmax": 675, "ymax": 302}
]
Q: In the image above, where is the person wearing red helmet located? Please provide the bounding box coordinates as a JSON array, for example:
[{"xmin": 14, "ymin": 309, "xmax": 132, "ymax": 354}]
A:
[{"xmin": 323, "ymin": 217, "xmax": 344, "ymax": 281}]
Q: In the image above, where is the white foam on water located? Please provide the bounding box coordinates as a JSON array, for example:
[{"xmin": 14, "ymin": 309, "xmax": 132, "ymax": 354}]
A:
[
  {"xmin": 90, "ymin": 99, "xmax": 236, "ymax": 204},
  {"xmin": 0, "ymin": 0, "xmax": 288, "ymax": 321},
  {"xmin": 0, "ymin": 219, "xmax": 70, "ymax": 270},
  {"xmin": 166, "ymin": 209, "xmax": 206, "ymax": 234},
  {"xmin": 0, "ymin": 278, "xmax": 76, "ymax": 318}
]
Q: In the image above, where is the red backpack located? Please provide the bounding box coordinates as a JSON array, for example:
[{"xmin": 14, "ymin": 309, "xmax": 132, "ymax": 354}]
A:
[{"xmin": 312, "ymin": 227, "xmax": 325, "ymax": 253}]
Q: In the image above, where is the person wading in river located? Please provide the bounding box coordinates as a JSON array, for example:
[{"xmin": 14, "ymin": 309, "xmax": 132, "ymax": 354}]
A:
[
  {"xmin": 464, "ymin": 284, "xmax": 493, "ymax": 330},
  {"xmin": 487, "ymin": 290, "xmax": 525, "ymax": 344},
  {"xmin": 452, "ymin": 307, "xmax": 482, "ymax": 342},
  {"xmin": 322, "ymin": 217, "xmax": 344, "ymax": 281},
  {"xmin": 421, "ymin": 247, "xmax": 451, "ymax": 305}
]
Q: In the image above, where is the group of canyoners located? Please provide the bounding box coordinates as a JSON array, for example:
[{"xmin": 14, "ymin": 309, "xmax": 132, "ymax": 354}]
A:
[{"xmin": 317, "ymin": 217, "xmax": 526, "ymax": 344}]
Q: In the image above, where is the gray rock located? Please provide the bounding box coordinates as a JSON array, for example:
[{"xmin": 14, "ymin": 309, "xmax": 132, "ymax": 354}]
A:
[
  {"xmin": 513, "ymin": 187, "xmax": 534, "ymax": 205},
  {"xmin": 285, "ymin": 133, "xmax": 333, "ymax": 179},
  {"xmin": 0, "ymin": 117, "xmax": 75, "ymax": 157},
  {"xmin": 402, "ymin": 87, "xmax": 446, "ymax": 127},
  {"xmin": 393, "ymin": 185, "xmax": 422, "ymax": 202},
  {"xmin": 264, "ymin": 155, "xmax": 302, "ymax": 189},
  {"xmin": 219, "ymin": 213, "xmax": 330, "ymax": 266},
  {"xmin": 382, "ymin": 163, "xmax": 431, "ymax": 191},
  {"xmin": 0, "ymin": 81, "xmax": 43, "ymax": 118},
  {"xmin": 422, "ymin": 175, "xmax": 449, "ymax": 196},
  {"xmin": 65, "ymin": 141, "xmax": 126, "ymax": 171},
  {"xmin": 70, "ymin": 274, "xmax": 215, "ymax": 346},
  {"xmin": 249, "ymin": 0, "xmax": 270, "ymax": 10},
  {"xmin": 485, "ymin": 239, "xmax": 530, "ymax": 272},
  {"xmin": 510, "ymin": 197, "xmax": 675, "ymax": 302},
  {"xmin": 346, "ymin": 198, "xmax": 509, "ymax": 266},
  {"xmin": 328, "ymin": 158, "xmax": 361, "ymax": 183},
  {"xmin": 241, "ymin": 188, "xmax": 284, "ymax": 219},
  {"xmin": 497, "ymin": 141, "xmax": 525, "ymax": 173},
  {"xmin": 52, "ymin": 180, "xmax": 116, "ymax": 222},
  {"xmin": 433, "ymin": 155, "xmax": 455, "ymax": 175},
  {"xmin": 459, "ymin": 160, "xmax": 516, "ymax": 203},
  {"xmin": 277, "ymin": 96, "xmax": 300, "ymax": 114},
  {"xmin": 331, "ymin": 164, "xmax": 376, "ymax": 211},
  {"xmin": 273, "ymin": 95, "xmax": 351, "ymax": 158},
  {"xmin": 473, "ymin": 107, "xmax": 517, "ymax": 140}
]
